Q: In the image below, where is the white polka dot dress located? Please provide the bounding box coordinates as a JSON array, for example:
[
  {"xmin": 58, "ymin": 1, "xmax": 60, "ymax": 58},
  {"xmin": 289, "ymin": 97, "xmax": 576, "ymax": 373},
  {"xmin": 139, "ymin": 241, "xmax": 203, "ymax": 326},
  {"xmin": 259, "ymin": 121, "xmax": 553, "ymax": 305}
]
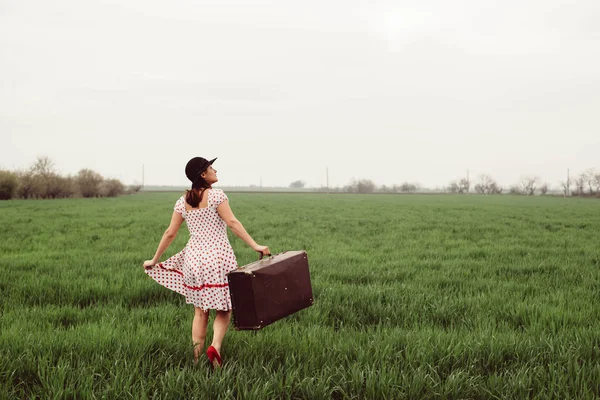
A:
[{"xmin": 145, "ymin": 189, "xmax": 238, "ymax": 311}]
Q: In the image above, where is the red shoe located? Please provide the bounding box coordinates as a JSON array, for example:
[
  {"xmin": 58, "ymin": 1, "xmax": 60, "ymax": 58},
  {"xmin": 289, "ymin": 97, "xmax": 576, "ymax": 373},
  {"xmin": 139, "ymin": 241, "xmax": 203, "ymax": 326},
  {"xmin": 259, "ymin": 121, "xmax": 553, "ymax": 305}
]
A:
[{"xmin": 206, "ymin": 346, "xmax": 222, "ymax": 368}]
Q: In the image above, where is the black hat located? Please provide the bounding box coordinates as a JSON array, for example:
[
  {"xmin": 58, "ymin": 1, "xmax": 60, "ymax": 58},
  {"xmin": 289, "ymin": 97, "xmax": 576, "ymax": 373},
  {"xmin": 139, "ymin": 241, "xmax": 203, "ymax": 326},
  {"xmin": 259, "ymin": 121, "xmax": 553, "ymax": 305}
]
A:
[{"xmin": 185, "ymin": 157, "xmax": 217, "ymax": 183}]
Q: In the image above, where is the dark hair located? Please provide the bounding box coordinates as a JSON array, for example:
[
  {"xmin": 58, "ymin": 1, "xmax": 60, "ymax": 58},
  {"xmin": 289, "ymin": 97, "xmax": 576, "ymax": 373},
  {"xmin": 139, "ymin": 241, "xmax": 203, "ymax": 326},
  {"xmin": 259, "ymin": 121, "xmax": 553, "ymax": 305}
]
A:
[{"xmin": 185, "ymin": 176, "xmax": 212, "ymax": 208}]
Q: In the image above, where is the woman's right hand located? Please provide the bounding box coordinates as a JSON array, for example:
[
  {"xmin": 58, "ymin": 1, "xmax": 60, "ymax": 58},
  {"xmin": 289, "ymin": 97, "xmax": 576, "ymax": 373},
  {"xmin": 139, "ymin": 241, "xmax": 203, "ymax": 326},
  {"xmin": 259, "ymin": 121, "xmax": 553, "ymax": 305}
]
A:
[{"xmin": 253, "ymin": 244, "xmax": 271, "ymax": 258}]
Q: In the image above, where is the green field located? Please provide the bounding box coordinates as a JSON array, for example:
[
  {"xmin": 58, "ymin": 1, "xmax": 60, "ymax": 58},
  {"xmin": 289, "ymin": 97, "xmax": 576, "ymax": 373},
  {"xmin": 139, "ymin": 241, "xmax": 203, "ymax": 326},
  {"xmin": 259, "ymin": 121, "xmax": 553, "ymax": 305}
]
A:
[{"xmin": 1, "ymin": 193, "xmax": 600, "ymax": 399}]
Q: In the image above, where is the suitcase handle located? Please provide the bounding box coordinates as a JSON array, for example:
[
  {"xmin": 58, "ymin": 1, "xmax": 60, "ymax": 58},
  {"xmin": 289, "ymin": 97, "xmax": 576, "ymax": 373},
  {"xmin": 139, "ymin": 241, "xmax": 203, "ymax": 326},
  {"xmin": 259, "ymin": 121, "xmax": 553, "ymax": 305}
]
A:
[{"xmin": 258, "ymin": 252, "xmax": 272, "ymax": 260}]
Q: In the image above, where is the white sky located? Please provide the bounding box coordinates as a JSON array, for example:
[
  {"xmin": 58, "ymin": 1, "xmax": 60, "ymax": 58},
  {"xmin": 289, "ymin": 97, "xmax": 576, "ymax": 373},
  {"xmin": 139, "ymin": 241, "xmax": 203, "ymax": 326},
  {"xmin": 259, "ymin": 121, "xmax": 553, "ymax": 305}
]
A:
[{"xmin": 1, "ymin": 0, "xmax": 599, "ymax": 188}]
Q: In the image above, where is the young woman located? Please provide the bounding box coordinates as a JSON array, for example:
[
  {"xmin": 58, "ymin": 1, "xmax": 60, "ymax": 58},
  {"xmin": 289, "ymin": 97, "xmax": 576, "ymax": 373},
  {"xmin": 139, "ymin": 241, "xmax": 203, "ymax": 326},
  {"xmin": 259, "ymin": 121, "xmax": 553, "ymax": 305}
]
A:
[{"xmin": 143, "ymin": 157, "xmax": 270, "ymax": 367}]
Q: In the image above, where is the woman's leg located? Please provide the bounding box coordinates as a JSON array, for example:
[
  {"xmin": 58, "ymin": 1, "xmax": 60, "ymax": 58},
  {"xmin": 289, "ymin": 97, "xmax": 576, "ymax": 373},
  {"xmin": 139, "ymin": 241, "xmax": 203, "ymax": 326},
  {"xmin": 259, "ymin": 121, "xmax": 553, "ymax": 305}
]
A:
[
  {"xmin": 210, "ymin": 310, "xmax": 232, "ymax": 354},
  {"xmin": 192, "ymin": 307, "xmax": 209, "ymax": 364}
]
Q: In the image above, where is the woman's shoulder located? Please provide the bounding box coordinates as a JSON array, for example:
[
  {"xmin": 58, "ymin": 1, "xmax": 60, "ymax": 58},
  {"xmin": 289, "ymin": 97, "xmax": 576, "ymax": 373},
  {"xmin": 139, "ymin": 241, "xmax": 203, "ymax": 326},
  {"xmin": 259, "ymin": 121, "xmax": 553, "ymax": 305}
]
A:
[
  {"xmin": 208, "ymin": 188, "xmax": 228, "ymax": 205},
  {"xmin": 208, "ymin": 188, "xmax": 226, "ymax": 196},
  {"xmin": 174, "ymin": 195, "xmax": 186, "ymax": 214}
]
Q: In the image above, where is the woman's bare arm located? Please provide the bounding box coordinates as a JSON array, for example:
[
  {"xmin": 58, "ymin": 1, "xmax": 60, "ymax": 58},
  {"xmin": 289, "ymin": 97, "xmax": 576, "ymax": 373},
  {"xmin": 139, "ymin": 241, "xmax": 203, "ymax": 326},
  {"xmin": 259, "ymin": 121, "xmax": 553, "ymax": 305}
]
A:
[{"xmin": 217, "ymin": 200, "xmax": 270, "ymax": 255}]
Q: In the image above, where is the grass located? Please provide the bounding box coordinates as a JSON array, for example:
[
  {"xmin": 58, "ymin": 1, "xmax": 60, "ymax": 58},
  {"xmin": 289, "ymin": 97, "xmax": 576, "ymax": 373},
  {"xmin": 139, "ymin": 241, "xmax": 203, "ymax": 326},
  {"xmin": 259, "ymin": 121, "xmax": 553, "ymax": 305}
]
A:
[{"xmin": 1, "ymin": 193, "xmax": 600, "ymax": 399}]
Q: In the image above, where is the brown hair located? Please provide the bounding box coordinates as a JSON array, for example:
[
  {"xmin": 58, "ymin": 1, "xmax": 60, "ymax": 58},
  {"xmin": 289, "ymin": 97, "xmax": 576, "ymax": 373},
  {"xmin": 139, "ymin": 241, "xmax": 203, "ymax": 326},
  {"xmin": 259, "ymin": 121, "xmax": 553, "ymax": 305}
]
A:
[{"xmin": 185, "ymin": 175, "xmax": 212, "ymax": 208}]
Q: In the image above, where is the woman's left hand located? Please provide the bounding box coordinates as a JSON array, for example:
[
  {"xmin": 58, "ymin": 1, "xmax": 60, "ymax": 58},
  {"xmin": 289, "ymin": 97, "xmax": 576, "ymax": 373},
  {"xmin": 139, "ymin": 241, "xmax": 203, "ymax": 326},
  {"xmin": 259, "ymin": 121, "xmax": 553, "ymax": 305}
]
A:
[{"xmin": 143, "ymin": 260, "xmax": 157, "ymax": 270}]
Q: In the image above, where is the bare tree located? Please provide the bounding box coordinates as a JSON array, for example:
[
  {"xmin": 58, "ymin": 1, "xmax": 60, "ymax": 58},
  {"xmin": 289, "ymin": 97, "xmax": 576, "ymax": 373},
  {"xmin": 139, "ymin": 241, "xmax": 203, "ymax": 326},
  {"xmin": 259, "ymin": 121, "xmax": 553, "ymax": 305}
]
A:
[
  {"xmin": 474, "ymin": 182, "xmax": 486, "ymax": 194},
  {"xmin": 489, "ymin": 181, "xmax": 503, "ymax": 194},
  {"xmin": 573, "ymin": 176, "xmax": 586, "ymax": 196},
  {"xmin": 509, "ymin": 185, "xmax": 522, "ymax": 195},
  {"xmin": 127, "ymin": 184, "xmax": 143, "ymax": 194},
  {"xmin": 27, "ymin": 156, "xmax": 59, "ymax": 198},
  {"xmin": 560, "ymin": 180, "xmax": 571, "ymax": 197},
  {"xmin": 474, "ymin": 174, "xmax": 502, "ymax": 195},
  {"xmin": 31, "ymin": 156, "xmax": 56, "ymax": 178},
  {"xmin": 447, "ymin": 181, "xmax": 459, "ymax": 193},
  {"xmin": 458, "ymin": 178, "xmax": 470, "ymax": 194},
  {"xmin": 593, "ymin": 173, "xmax": 600, "ymax": 194},
  {"xmin": 519, "ymin": 176, "xmax": 539, "ymax": 196},
  {"xmin": 580, "ymin": 169, "xmax": 596, "ymax": 195},
  {"xmin": 343, "ymin": 179, "xmax": 357, "ymax": 193},
  {"xmin": 0, "ymin": 170, "xmax": 19, "ymax": 200},
  {"xmin": 76, "ymin": 169, "xmax": 104, "ymax": 197},
  {"xmin": 46, "ymin": 175, "xmax": 75, "ymax": 199},
  {"xmin": 539, "ymin": 182, "xmax": 549, "ymax": 195},
  {"xmin": 357, "ymin": 179, "xmax": 376, "ymax": 193},
  {"xmin": 100, "ymin": 179, "xmax": 125, "ymax": 197},
  {"xmin": 289, "ymin": 180, "xmax": 305, "ymax": 189},
  {"xmin": 399, "ymin": 182, "xmax": 417, "ymax": 193},
  {"xmin": 16, "ymin": 170, "xmax": 36, "ymax": 199},
  {"xmin": 379, "ymin": 184, "xmax": 393, "ymax": 193}
]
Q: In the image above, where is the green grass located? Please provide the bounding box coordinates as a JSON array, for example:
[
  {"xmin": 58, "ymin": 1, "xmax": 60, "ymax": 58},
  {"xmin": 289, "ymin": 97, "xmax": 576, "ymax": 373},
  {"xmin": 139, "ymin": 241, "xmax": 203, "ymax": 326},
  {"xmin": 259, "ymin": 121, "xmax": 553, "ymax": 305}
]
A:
[{"xmin": 1, "ymin": 193, "xmax": 600, "ymax": 399}]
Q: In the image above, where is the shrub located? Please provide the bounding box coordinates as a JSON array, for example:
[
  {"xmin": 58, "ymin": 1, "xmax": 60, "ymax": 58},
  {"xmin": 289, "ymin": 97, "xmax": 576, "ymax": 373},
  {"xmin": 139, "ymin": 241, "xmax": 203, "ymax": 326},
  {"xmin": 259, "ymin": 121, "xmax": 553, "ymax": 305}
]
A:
[
  {"xmin": 101, "ymin": 179, "xmax": 125, "ymax": 197},
  {"xmin": 0, "ymin": 170, "xmax": 19, "ymax": 200},
  {"xmin": 76, "ymin": 169, "xmax": 104, "ymax": 198}
]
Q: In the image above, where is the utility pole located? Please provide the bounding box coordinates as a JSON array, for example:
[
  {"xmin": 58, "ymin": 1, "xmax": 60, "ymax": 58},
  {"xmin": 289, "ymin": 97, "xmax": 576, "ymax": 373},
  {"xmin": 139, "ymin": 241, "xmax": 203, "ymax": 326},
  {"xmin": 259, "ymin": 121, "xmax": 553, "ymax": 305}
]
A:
[
  {"xmin": 467, "ymin": 169, "xmax": 470, "ymax": 194},
  {"xmin": 567, "ymin": 168, "xmax": 570, "ymax": 197}
]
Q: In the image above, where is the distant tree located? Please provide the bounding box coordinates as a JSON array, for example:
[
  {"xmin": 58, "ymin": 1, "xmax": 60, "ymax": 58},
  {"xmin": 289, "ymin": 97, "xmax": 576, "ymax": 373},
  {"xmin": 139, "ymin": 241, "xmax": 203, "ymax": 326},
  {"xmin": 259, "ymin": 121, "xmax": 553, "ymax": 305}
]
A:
[
  {"xmin": 458, "ymin": 178, "xmax": 470, "ymax": 194},
  {"xmin": 508, "ymin": 185, "xmax": 521, "ymax": 195},
  {"xmin": 31, "ymin": 156, "xmax": 55, "ymax": 178},
  {"xmin": 573, "ymin": 176, "xmax": 585, "ymax": 196},
  {"xmin": 127, "ymin": 184, "xmax": 143, "ymax": 194},
  {"xmin": 519, "ymin": 176, "xmax": 539, "ymax": 196},
  {"xmin": 76, "ymin": 169, "xmax": 104, "ymax": 197},
  {"xmin": 474, "ymin": 174, "xmax": 502, "ymax": 195},
  {"xmin": 342, "ymin": 179, "xmax": 376, "ymax": 193},
  {"xmin": 27, "ymin": 156, "xmax": 75, "ymax": 199},
  {"xmin": 27, "ymin": 156, "xmax": 57, "ymax": 198},
  {"xmin": 447, "ymin": 178, "xmax": 470, "ymax": 194},
  {"xmin": 357, "ymin": 179, "xmax": 376, "ymax": 193},
  {"xmin": 560, "ymin": 180, "xmax": 571, "ymax": 197},
  {"xmin": 593, "ymin": 173, "xmax": 600, "ymax": 194},
  {"xmin": 539, "ymin": 182, "xmax": 549, "ymax": 195},
  {"xmin": 289, "ymin": 180, "xmax": 305, "ymax": 189},
  {"xmin": 46, "ymin": 175, "xmax": 75, "ymax": 199},
  {"xmin": 342, "ymin": 179, "xmax": 354, "ymax": 193},
  {"xmin": 399, "ymin": 182, "xmax": 417, "ymax": 193},
  {"xmin": 16, "ymin": 170, "xmax": 36, "ymax": 199},
  {"xmin": 447, "ymin": 181, "xmax": 459, "ymax": 193},
  {"xmin": 0, "ymin": 170, "xmax": 19, "ymax": 200},
  {"xmin": 100, "ymin": 179, "xmax": 125, "ymax": 197},
  {"xmin": 580, "ymin": 169, "xmax": 596, "ymax": 194}
]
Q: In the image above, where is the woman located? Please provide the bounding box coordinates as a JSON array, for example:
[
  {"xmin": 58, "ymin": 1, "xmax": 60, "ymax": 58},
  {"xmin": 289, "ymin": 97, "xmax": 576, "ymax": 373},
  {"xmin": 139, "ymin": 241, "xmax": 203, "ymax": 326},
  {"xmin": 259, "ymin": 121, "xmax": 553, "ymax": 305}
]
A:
[{"xmin": 143, "ymin": 156, "xmax": 270, "ymax": 367}]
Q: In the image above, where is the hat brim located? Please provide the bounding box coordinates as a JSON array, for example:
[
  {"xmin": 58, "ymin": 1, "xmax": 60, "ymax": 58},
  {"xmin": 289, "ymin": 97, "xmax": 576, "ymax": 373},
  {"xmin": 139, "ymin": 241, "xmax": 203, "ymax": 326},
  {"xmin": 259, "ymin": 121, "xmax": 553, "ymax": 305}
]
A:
[{"xmin": 198, "ymin": 157, "xmax": 217, "ymax": 174}]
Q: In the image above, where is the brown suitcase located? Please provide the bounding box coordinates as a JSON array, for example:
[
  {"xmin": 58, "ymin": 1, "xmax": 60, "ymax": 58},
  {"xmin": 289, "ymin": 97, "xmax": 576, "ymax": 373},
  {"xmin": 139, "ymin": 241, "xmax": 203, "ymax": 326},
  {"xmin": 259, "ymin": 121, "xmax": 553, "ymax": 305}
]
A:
[{"xmin": 227, "ymin": 250, "xmax": 314, "ymax": 330}]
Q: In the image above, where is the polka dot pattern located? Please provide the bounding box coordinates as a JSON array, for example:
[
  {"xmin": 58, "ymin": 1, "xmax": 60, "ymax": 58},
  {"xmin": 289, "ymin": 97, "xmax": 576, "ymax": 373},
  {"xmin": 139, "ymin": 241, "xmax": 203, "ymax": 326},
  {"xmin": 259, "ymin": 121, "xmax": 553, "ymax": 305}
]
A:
[{"xmin": 145, "ymin": 189, "xmax": 237, "ymax": 311}]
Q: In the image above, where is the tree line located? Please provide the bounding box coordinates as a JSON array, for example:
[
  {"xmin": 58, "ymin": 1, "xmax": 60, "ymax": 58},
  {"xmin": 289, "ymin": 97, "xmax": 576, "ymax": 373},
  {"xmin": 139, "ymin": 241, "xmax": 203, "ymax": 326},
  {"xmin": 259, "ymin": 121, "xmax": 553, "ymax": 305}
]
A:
[
  {"xmin": 445, "ymin": 169, "xmax": 600, "ymax": 197},
  {"xmin": 0, "ymin": 157, "xmax": 141, "ymax": 200},
  {"xmin": 290, "ymin": 169, "xmax": 600, "ymax": 197}
]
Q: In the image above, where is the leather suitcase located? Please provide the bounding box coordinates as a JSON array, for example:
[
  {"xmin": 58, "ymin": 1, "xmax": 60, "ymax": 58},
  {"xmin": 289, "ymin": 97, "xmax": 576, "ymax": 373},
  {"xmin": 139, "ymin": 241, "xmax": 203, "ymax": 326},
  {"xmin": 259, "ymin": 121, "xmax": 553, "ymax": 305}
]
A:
[{"xmin": 227, "ymin": 250, "xmax": 314, "ymax": 330}]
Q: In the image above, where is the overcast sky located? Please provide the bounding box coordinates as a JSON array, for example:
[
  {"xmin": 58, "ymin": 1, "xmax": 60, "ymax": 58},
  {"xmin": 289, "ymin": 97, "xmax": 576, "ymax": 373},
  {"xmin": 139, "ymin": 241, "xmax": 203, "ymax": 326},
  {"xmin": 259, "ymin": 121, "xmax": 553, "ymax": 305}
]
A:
[{"xmin": 1, "ymin": 0, "xmax": 599, "ymax": 188}]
